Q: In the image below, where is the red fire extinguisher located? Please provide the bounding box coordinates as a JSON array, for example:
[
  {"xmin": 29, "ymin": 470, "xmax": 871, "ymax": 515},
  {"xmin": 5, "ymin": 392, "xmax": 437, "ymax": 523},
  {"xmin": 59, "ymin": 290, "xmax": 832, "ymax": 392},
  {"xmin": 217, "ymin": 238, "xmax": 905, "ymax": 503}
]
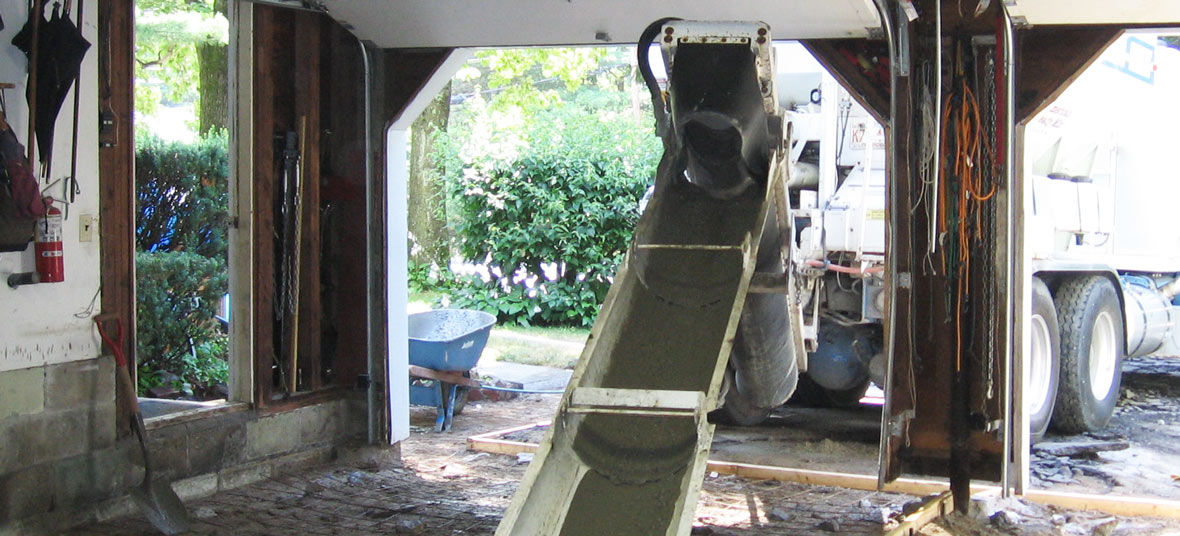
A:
[{"xmin": 35, "ymin": 203, "xmax": 64, "ymax": 283}]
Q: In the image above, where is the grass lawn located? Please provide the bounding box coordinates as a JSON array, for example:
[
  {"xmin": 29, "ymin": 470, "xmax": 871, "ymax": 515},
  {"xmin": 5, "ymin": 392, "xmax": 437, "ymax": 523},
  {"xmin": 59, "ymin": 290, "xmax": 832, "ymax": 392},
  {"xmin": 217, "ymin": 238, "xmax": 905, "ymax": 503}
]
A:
[
  {"xmin": 484, "ymin": 326, "xmax": 587, "ymax": 369},
  {"xmin": 495, "ymin": 323, "xmax": 589, "ymax": 344},
  {"xmin": 408, "ymin": 289, "xmax": 448, "ymax": 310},
  {"xmin": 408, "ymin": 290, "xmax": 589, "ymax": 370}
]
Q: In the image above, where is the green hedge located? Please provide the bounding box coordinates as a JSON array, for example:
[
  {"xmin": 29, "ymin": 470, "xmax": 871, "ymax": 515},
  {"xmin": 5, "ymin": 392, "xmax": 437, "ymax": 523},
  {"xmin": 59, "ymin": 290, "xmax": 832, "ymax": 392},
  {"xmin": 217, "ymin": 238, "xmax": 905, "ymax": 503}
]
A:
[
  {"xmin": 439, "ymin": 104, "xmax": 659, "ymax": 326},
  {"xmin": 135, "ymin": 130, "xmax": 229, "ymax": 257},
  {"xmin": 134, "ymin": 130, "xmax": 230, "ymax": 397},
  {"xmin": 135, "ymin": 251, "xmax": 229, "ymax": 395}
]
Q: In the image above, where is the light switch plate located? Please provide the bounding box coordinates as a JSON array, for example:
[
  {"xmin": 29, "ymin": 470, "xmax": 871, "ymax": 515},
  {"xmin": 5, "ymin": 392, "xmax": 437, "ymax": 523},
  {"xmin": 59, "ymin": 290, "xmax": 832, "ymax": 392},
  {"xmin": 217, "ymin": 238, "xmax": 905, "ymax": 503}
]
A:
[{"xmin": 79, "ymin": 214, "xmax": 96, "ymax": 242}]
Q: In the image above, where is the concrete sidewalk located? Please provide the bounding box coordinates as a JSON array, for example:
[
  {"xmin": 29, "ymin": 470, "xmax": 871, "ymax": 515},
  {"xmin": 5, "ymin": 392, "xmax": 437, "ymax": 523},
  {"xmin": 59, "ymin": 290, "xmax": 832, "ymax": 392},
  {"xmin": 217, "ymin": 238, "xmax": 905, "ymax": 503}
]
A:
[{"xmin": 474, "ymin": 359, "xmax": 571, "ymax": 392}]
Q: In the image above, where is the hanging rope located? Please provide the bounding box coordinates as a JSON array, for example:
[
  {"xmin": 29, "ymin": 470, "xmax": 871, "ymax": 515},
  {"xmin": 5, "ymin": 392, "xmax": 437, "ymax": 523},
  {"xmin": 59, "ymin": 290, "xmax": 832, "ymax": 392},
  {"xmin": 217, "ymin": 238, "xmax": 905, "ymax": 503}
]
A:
[{"xmin": 938, "ymin": 42, "xmax": 998, "ymax": 375}]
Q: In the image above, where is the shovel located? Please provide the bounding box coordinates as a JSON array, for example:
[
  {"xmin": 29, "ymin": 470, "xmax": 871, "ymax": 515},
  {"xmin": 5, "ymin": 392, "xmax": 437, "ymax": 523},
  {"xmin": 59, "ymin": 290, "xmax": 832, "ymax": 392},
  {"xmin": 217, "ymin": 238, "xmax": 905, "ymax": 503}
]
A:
[{"xmin": 95, "ymin": 317, "xmax": 191, "ymax": 535}]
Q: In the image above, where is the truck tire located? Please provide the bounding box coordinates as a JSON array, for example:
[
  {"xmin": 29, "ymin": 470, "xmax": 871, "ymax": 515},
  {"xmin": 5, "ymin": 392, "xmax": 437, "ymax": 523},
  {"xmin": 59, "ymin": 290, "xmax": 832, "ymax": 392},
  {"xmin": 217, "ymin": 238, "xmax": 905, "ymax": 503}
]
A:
[
  {"xmin": 715, "ymin": 201, "xmax": 799, "ymax": 426},
  {"xmin": 716, "ymin": 366, "xmax": 776, "ymax": 425},
  {"xmin": 791, "ymin": 374, "xmax": 869, "ymax": 408},
  {"xmin": 1028, "ymin": 277, "xmax": 1059, "ymax": 442},
  {"xmin": 1052, "ymin": 276, "xmax": 1124, "ymax": 434}
]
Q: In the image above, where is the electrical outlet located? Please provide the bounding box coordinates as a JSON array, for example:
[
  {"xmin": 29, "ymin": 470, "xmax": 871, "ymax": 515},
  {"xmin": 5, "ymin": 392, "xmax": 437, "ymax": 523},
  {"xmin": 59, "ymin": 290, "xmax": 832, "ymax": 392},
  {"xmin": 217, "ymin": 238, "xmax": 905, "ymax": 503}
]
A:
[{"xmin": 79, "ymin": 214, "xmax": 96, "ymax": 242}]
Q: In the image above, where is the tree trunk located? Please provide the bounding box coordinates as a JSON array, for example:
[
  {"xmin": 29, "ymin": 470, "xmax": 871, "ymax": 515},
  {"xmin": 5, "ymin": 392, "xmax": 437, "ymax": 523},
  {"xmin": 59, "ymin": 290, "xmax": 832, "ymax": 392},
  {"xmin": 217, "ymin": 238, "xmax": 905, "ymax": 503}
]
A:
[
  {"xmin": 197, "ymin": 41, "xmax": 229, "ymax": 136},
  {"xmin": 408, "ymin": 82, "xmax": 451, "ymax": 267}
]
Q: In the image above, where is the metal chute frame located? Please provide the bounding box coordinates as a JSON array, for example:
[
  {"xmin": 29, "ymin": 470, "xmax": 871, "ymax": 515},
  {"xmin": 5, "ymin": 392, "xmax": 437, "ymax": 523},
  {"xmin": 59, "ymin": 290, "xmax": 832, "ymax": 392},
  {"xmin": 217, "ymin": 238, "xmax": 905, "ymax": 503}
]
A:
[{"xmin": 496, "ymin": 19, "xmax": 790, "ymax": 536}]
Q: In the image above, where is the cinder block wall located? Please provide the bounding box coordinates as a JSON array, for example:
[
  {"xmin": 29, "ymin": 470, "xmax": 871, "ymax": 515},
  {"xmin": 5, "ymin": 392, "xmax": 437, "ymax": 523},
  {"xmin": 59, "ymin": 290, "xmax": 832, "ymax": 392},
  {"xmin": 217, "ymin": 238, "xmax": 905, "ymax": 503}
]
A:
[{"xmin": 0, "ymin": 357, "xmax": 371, "ymax": 534}]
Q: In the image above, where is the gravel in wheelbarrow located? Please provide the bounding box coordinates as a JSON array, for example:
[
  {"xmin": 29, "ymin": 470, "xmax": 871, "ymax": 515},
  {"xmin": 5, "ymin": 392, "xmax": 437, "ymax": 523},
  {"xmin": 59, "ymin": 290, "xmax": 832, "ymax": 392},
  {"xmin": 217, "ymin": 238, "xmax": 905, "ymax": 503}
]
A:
[{"xmin": 408, "ymin": 309, "xmax": 496, "ymax": 431}]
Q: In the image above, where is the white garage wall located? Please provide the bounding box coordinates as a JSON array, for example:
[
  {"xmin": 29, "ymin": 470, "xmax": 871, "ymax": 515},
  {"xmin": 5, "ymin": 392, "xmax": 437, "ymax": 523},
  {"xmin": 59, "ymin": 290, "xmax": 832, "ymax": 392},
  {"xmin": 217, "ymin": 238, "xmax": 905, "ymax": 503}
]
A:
[
  {"xmin": 0, "ymin": 2, "xmax": 103, "ymax": 372},
  {"xmin": 385, "ymin": 50, "xmax": 472, "ymax": 443}
]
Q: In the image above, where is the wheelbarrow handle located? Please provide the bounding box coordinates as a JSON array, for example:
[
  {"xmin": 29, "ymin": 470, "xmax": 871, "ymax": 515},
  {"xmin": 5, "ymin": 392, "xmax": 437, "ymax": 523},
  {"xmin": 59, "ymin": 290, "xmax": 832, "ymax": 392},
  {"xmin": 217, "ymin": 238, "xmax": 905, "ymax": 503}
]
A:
[{"xmin": 408, "ymin": 365, "xmax": 481, "ymax": 389}]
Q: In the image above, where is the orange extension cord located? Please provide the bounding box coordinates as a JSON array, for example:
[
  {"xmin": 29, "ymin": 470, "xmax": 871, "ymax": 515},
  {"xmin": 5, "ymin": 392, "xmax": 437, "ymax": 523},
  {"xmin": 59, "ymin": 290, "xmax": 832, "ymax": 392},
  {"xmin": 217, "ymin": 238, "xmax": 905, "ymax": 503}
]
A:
[{"xmin": 939, "ymin": 74, "xmax": 997, "ymax": 374}]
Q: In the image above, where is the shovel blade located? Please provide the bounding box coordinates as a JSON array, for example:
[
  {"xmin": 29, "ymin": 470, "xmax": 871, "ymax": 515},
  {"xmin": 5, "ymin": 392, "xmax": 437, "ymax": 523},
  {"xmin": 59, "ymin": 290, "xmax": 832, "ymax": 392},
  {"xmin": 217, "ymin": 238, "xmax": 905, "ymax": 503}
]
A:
[{"xmin": 132, "ymin": 479, "xmax": 191, "ymax": 535}]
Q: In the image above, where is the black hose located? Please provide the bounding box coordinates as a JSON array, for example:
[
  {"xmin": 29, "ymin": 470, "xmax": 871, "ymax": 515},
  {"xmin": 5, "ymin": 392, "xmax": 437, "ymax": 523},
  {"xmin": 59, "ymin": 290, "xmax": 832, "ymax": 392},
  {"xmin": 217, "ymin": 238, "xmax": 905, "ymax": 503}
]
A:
[{"xmin": 636, "ymin": 17, "xmax": 681, "ymax": 135}]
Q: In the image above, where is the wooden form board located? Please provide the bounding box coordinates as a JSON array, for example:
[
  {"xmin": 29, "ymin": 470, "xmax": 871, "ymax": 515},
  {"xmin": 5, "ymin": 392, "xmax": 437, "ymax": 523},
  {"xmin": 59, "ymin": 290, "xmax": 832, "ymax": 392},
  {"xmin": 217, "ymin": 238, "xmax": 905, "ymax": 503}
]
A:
[
  {"xmin": 886, "ymin": 491, "xmax": 953, "ymax": 536},
  {"xmin": 468, "ymin": 422, "xmax": 1180, "ymax": 520},
  {"xmin": 320, "ymin": 22, "xmax": 367, "ymax": 386}
]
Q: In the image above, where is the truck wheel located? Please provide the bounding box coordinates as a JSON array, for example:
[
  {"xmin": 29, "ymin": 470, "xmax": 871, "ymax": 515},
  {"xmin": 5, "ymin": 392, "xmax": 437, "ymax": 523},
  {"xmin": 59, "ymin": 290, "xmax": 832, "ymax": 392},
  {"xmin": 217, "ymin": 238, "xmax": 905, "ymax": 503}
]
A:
[
  {"xmin": 716, "ymin": 366, "xmax": 776, "ymax": 426},
  {"xmin": 791, "ymin": 374, "xmax": 869, "ymax": 408},
  {"xmin": 1028, "ymin": 277, "xmax": 1059, "ymax": 442},
  {"xmin": 712, "ymin": 365, "xmax": 778, "ymax": 425},
  {"xmin": 714, "ymin": 200, "xmax": 798, "ymax": 426},
  {"xmin": 1052, "ymin": 276, "xmax": 1124, "ymax": 434}
]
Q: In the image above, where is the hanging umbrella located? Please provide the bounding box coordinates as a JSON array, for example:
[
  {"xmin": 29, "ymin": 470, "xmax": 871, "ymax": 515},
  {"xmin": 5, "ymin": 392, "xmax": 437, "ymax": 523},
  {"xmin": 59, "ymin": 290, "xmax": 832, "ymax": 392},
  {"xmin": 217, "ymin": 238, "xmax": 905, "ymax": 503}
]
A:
[{"xmin": 12, "ymin": 0, "xmax": 91, "ymax": 179}]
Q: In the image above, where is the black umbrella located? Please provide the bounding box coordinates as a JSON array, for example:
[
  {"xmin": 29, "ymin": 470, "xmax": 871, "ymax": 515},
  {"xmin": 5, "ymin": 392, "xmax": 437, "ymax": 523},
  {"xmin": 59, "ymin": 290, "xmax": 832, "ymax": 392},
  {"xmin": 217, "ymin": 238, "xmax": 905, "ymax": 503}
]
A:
[{"xmin": 12, "ymin": 0, "xmax": 90, "ymax": 179}]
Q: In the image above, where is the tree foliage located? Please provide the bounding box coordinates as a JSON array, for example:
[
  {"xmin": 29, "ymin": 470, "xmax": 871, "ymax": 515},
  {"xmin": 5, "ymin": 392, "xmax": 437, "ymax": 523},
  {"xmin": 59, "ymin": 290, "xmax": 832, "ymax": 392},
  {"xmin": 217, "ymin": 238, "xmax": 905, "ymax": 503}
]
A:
[
  {"xmin": 409, "ymin": 82, "xmax": 452, "ymax": 267},
  {"xmin": 475, "ymin": 48, "xmax": 607, "ymax": 111},
  {"xmin": 428, "ymin": 47, "xmax": 660, "ymax": 327},
  {"xmin": 134, "ymin": 0, "xmax": 227, "ymax": 124},
  {"xmin": 445, "ymin": 47, "xmax": 640, "ymax": 164},
  {"xmin": 131, "ymin": 0, "xmax": 231, "ymax": 397}
]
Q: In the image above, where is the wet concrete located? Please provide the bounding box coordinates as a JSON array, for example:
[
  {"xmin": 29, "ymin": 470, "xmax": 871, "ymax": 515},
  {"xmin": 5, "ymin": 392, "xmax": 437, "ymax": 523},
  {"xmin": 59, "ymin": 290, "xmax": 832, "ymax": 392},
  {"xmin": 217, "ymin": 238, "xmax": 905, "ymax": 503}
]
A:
[
  {"xmin": 537, "ymin": 151, "xmax": 772, "ymax": 534},
  {"xmin": 497, "ymin": 32, "xmax": 788, "ymax": 533},
  {"xmin": 558, "ymin": 467, "xmax": 689, "ymax": 536}
]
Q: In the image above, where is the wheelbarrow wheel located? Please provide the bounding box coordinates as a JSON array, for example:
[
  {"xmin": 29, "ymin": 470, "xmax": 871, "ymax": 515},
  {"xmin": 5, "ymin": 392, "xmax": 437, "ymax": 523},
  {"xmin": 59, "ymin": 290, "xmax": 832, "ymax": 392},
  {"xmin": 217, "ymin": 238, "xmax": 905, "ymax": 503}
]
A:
[{"xmin": 451, "ymin": 373, "xmax": 471, "ymax": 416}]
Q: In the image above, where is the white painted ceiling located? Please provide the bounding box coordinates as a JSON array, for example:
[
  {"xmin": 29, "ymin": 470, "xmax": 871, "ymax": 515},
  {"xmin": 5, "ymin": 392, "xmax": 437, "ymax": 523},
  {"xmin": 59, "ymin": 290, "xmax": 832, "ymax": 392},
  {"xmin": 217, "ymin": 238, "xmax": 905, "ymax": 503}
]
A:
[
  {"xmin": 1007, "ymin": 0, "xmax": 1180, "ymax": 26},
  {"xmin": 317, "ymin": 0, "xmax": 882, "ymax": 49},
  {"xmin": 314, "ymin": 0, "xmax": 1180, "ymax": 50}
]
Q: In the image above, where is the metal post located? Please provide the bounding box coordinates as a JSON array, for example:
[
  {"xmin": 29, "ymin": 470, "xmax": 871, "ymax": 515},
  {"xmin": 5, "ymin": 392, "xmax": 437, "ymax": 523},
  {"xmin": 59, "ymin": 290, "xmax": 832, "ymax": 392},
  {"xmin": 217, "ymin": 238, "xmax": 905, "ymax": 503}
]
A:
[
  {"xmin": 931, "ymin": 0, "xmax": 942, "ymax": 255},
  {"xmin": 357, "ymin": 38, "xmax": 380, "ymax": 445},
  {"xmin": 872, "ymin": 0, "xmax": 901, "ymax": 491},
  {"xmin": 1000, "ymin": 2, "xmax": 1024, "ymax": 496}
]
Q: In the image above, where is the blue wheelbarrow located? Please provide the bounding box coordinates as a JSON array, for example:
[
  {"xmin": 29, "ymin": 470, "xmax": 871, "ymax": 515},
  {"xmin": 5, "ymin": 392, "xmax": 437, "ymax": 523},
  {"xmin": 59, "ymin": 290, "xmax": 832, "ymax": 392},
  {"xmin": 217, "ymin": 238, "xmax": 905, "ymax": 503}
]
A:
[{"xmin": 408, "ymin": 309, "xmax": 496, "ymax": 431}]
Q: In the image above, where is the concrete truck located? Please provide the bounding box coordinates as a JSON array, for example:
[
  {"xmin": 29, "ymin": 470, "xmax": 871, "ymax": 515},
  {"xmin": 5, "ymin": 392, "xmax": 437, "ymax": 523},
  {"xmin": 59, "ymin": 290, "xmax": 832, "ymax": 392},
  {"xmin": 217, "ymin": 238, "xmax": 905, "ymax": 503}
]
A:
[{"xmin": 719, "ymin": 34, "xmax": 1180, "ymax": 440}]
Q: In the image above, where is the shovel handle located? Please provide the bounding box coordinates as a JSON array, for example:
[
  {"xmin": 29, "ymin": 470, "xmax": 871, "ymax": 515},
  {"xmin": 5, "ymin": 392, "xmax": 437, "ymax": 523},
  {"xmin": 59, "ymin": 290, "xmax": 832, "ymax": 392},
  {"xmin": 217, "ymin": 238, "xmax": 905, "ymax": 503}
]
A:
[
  {"xmin": 95, "ymin": 317, "xmax": 140, "ymax": 414},
  {"xmin": 94, "ymin": 317, "xmax": 126, "ymax": 366},
  {"xmin": 115, "ymin": 361, "xmax": 141, "ymax": 416}
]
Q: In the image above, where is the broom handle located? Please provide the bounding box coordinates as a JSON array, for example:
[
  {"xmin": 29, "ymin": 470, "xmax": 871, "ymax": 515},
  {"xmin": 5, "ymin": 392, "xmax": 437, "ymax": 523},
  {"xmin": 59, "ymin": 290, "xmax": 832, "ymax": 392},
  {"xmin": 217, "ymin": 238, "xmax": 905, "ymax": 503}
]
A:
[
  {"xmin": 27, "ymin": 0, "xmax": 42, "ymax": 165},
  {"xmin": 67, "ymin": 0, "xmax": 85, "ymax": 203},
  {"xmin": 286, "ymin": 116, "xmax": 307, "ymax": 393}
]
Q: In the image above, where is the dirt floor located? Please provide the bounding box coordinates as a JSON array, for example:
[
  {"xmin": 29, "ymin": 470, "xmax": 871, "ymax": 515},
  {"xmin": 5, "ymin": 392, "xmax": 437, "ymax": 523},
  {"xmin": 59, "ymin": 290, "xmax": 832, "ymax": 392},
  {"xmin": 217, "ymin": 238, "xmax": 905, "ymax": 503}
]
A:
[
  {"xmin": 708, "ymin": 355, "xmax": 1180, "ymax": 506},
  {"xmin": 74, "ymin": 395, "xmax": 922, "ymax": 535},
  {"xmin": 73, "ymin": 362, "xmax": 1180, "ymax": 535},
  {"xmin": 1029, "ymin": 355, "xmax": 1180, "ymax": 501}
]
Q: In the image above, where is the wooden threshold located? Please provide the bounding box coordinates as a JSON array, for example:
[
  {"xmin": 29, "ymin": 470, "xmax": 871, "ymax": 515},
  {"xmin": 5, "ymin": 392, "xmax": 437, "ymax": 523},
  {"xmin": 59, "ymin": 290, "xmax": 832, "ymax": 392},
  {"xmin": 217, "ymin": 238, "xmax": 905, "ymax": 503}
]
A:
[
  {"xmin": 259, "ymin": 386, "xmax": 355, "ymax": 415},
  {"xmin": 468, "ymin": 422, "xmax": 1180, "ymax": 520}
]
